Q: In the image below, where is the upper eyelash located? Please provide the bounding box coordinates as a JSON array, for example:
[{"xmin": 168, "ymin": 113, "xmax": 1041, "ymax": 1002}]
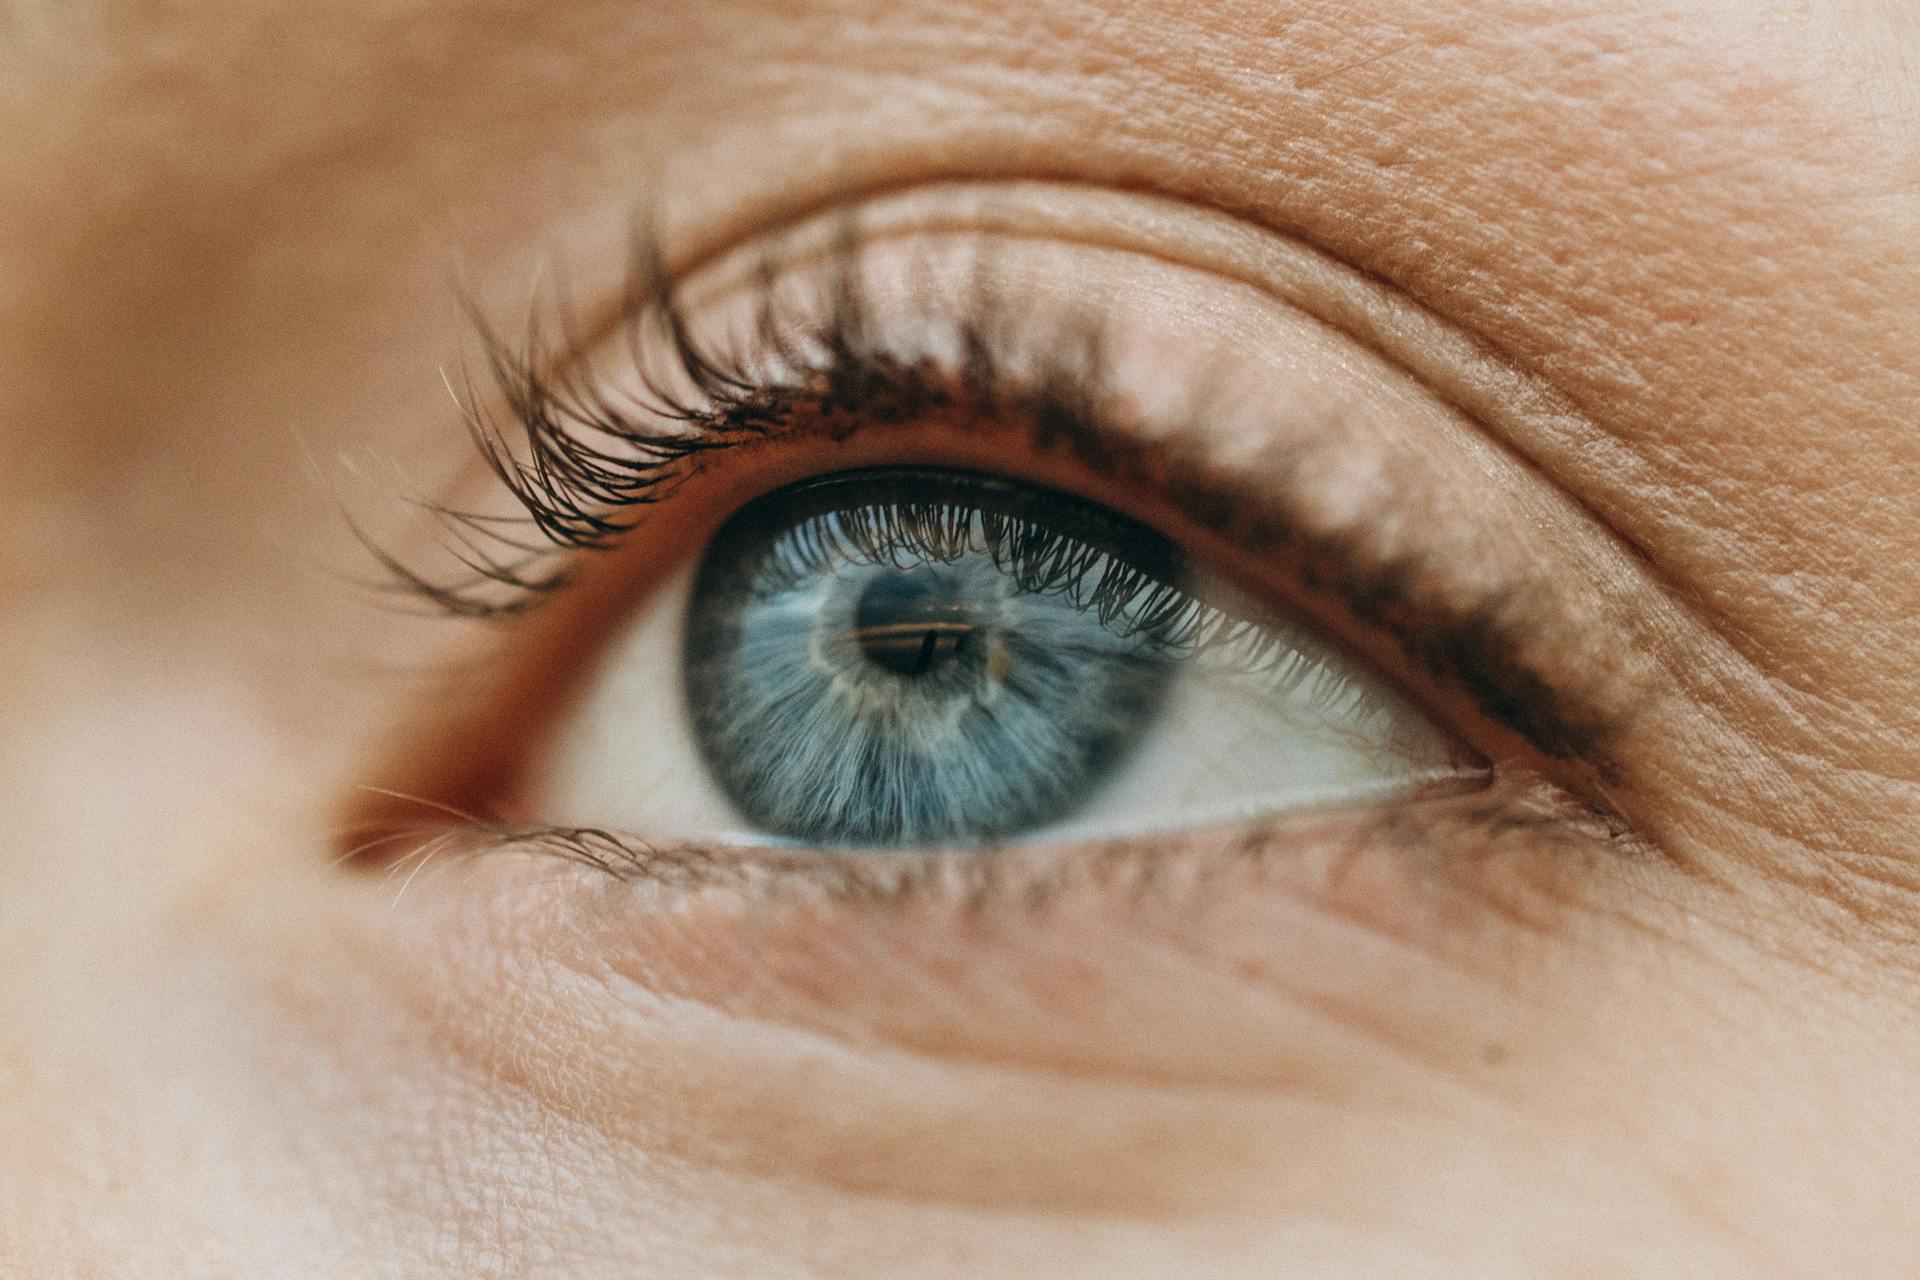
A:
[
  {"xmin": 737, "ymin": 469, "xmax": 1363, "ymax": 692},
  {"xmin": 370, "ymin": 219, "xmax": 1631, "ymax": 777},
  {"xmin": 377, "ymin": 224, "xmax": 1124, "ymax": 619}
]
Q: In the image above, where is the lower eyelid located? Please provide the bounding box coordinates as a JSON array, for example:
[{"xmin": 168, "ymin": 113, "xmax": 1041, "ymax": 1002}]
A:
[
  {"xmin": 365, "ymin": 780, "xmax": 1637, "ymax": 1220},
  {"xmin": 401, "ymin": 775, "xmax": 1617, "ymax": 1069}
]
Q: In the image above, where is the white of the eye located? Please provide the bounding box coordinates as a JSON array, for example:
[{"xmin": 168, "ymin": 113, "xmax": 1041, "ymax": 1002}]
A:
[
  {"xmin": 1033, "ymin": 597, "xmax": 1474, "ymax": 841},
  {"xmin": 531, "ymin": 560, "xmax": 1479, "ymax": 846},
  {"xmin": 535, "ymin": 565, "xmax": 752, "ymax": 842}
]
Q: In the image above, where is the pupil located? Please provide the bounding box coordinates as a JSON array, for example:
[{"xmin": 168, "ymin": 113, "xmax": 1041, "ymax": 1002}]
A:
[{"xmin": 853, "ymin": 568, "xmax": 980, "ymax": 677}]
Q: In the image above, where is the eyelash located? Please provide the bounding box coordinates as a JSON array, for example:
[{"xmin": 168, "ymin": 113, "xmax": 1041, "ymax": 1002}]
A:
[
  {"xmin": 354, "ymin": 775, "xmax": 1620, "ymax": 928},
  {"xmin": 369, "ymin": 221, "xmax": 1624, "ymax": 777},
  {"xmin": 378, "ymin": 232, "xmax": 1131, "ymax": 620},
  {"xmin": 723, "ymin": 469, "xmax": 1368, "ymax": 691}
]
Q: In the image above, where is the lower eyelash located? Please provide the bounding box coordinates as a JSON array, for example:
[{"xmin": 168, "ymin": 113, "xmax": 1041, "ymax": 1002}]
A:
[{"xmin": 371, "ymin": 774, "xmax": 1627, "ymax": 925}]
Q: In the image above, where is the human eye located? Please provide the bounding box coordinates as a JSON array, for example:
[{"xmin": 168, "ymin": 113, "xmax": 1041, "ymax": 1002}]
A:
[{"xmin": 358, "ymin": 192, "xmax": 1635, "ymax": 880}]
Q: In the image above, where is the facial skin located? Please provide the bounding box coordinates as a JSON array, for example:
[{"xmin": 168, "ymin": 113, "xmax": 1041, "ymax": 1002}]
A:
[{"xmin": 2, "ymin": 0, "xmax": 1918, "ymax": 1275}]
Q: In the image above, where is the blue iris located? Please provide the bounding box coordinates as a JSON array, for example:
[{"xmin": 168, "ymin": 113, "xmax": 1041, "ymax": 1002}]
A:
[{"xmin": 682, "ymin": 469, "xmax": 1186, "ymax": 846}]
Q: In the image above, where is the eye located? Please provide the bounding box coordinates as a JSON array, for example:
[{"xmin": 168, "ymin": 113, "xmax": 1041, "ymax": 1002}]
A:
[
  {"xmin": 533, "ymin": 465, "xmax": 1481, "ymax": 848},
  {"xmin": 362, "ymin": 210, "xmax": 1630, "ymax": 860}
]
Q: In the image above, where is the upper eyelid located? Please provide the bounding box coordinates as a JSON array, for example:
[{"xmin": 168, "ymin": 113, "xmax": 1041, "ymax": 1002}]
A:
[
  {"xmin": 432, "ymin": 174, "xmax": 1735, "ymax": 691},
  {"xmin": 426, "ymin": 177, "xmax": 1591, "ymax": 573},
  {"xmin": 453, "ymin": 177, "xmax": 1661, "ymax": 628},
  {"xmin": 577, "ymin": 177, "xmax": 1593, "ymax": 480}
]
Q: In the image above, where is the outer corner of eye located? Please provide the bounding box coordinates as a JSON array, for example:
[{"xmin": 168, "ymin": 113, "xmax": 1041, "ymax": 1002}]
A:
[{"xmin": 517, "ymin": 466, "xmax": 1488, "ymax": 854}]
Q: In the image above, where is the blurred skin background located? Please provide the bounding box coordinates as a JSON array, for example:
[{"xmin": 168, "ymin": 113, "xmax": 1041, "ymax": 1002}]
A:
[{"xmin": 2, "ymin": 1, "xmax": 1919, "ymax": 1275}]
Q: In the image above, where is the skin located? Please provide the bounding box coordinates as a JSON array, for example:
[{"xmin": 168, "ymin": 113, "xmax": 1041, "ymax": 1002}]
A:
[{"xmin": 2, "ymin": 0, "xmax": 1918, "ymax": 1274}]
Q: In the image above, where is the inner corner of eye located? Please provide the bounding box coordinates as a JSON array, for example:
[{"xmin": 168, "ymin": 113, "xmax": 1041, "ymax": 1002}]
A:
[{"xmin": 525, "ymin": 466, "xmax": 1484, "ymax": 853}]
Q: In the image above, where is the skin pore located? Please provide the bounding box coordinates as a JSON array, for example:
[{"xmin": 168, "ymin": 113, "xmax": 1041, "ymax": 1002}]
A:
[{"xmin": 2, "ymin": 0, "xmax": 1918, "ymax": 1275}]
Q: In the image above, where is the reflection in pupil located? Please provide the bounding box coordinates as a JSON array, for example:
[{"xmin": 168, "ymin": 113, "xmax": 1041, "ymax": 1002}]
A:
[{"xmin": 854, "ymin": 568, "xmax": 981, "ymax": 677}]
